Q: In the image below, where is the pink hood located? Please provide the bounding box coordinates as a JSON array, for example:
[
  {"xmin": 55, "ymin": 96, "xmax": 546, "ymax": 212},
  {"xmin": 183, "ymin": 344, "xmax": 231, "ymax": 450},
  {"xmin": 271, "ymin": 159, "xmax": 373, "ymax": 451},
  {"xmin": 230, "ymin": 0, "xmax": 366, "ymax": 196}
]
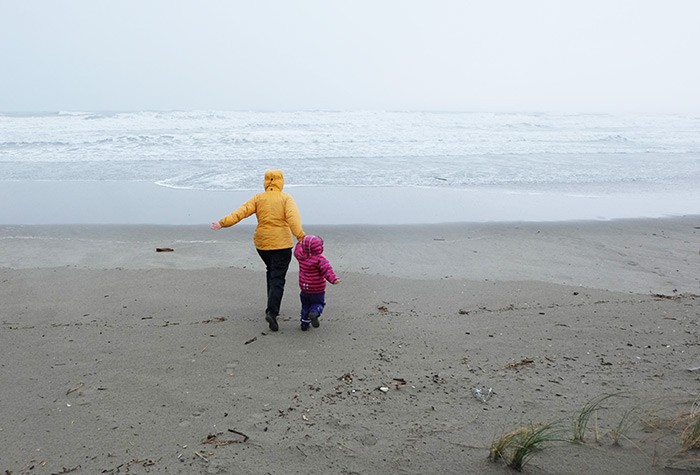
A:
[{"xmin": 294, "ymin": 235, "xmax": 324, "ymax": 260}]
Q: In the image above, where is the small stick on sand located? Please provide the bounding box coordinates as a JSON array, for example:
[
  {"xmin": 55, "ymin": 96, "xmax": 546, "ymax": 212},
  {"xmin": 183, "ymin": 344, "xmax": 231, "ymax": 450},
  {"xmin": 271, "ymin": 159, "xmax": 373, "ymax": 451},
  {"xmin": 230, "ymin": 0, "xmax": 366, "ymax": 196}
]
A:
[{"xmin": 66, "ymin": 383, "xmax": 84, "ymax": 395}]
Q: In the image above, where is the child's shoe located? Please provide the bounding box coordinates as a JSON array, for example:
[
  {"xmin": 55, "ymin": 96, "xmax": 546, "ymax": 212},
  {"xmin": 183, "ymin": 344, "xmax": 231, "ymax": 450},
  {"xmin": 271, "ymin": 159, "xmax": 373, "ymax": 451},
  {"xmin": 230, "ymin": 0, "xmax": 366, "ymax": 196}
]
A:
[
  {"xmin": 301, "ymin": 322, "xmax": 310, "ymax": 331},
  {"xmin": 309, "ymin": 312, "xmax": 320, "ymax": 328}
]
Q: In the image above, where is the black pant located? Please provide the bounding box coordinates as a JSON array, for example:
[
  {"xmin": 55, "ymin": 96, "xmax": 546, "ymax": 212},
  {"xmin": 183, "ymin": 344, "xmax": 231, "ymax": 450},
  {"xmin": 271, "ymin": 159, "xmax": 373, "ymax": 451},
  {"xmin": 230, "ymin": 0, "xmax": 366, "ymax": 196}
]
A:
[{"xmin": 256, "ymin": 248, "xmax": 292, "ymax": 317}]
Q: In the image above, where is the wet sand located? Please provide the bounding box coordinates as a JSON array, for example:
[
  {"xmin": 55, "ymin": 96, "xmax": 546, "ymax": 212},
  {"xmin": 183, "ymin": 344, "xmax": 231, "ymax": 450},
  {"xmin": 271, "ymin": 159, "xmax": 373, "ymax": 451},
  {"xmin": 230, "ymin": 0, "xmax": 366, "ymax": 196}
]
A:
[{"xmin": 3, "ymin": 180, "xmax": 700, "ymax": 225}]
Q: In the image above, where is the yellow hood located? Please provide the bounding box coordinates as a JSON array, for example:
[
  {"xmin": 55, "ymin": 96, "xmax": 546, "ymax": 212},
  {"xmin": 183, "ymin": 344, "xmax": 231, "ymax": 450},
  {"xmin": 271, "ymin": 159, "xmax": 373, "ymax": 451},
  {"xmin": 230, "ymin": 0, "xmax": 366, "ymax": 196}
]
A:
[{"xmin": 264, "ymin": 170, "xmax": 285, "ymax": 192}]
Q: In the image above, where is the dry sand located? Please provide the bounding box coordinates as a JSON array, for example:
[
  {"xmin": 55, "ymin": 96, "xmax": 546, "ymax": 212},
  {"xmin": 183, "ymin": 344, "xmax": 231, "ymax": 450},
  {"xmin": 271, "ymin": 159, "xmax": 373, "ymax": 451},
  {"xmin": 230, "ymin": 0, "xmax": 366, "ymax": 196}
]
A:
[{"xmin": 1, "ymin": 217, "xmax": 699, "ymax": 474}]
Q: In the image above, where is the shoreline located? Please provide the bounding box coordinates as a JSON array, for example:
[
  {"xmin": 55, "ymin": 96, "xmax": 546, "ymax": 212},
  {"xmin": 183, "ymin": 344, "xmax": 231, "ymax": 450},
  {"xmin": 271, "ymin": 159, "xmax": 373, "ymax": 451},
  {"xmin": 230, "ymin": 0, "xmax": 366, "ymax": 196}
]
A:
[{"xmin": 1, "ymin": 180, "xmax": 700, "ymax": 225}]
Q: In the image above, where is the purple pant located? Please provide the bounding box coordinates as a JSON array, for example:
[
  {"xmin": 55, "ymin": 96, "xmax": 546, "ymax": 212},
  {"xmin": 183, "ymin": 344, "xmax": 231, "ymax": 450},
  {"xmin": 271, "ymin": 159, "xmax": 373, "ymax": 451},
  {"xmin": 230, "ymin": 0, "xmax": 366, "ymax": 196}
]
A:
[{"xmin": 300, "ymin": 291, "xmax": 326, "ymax": 324}]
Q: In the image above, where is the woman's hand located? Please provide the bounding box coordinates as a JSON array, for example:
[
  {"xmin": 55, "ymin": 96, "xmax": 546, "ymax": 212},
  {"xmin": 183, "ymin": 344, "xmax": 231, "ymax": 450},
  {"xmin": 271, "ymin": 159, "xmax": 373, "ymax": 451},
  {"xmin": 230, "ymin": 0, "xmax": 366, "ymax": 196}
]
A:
[{"xmin": 210, "ymin": 221, "xmax": 222, "ymax": 230}]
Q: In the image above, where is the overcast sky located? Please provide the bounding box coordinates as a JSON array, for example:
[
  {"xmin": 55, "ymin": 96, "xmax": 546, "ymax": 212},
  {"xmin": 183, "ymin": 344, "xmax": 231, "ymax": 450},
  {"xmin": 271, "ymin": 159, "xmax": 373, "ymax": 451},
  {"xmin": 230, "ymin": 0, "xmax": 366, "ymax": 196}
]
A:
[{"xmin": 1, "ymin": 0, "xmax": 698, "ymax": 113}]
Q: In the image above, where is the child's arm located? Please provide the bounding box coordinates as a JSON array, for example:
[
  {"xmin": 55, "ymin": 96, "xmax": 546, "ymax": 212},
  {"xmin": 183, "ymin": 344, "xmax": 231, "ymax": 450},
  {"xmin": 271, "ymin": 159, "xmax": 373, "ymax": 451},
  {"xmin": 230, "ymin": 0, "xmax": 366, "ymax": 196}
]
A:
[{"xmin": 318, "ymin": 256, "xmax": 340, "ymax": 284}]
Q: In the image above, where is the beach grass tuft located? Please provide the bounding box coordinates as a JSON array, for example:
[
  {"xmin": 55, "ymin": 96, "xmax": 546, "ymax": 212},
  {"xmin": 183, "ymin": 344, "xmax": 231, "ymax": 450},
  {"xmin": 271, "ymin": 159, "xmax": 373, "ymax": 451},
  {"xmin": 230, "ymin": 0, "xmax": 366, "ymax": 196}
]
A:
[
  {"xmin": 680, "ymin": 398, "xmax": 700, "ymax": 451},
  {"xmin": 489, "ymin": 421, "xmax": 565, "ymax": 471},
  {"xmin": 609, "ymin": 407, "xmax": 639, "ymax": 446},
  {"xmin": 572, "ymin": 393, "xmax": 618, "ymax": 443}
]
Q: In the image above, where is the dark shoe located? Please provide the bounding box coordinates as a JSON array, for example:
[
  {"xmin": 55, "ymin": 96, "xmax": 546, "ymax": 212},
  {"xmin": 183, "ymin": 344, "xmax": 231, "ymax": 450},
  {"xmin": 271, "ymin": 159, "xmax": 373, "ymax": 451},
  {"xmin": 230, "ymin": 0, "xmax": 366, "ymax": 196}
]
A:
[
  {"xmin": 301, "ymin": 323, "xmax": 310, "ymax": 331},
  {"xmin": 265, "ymin": 312, "xmax": 279, "ymax": 332},
  {"xmin": 309, "ymin": 312, "xmax": 320, "ymax": 328}
]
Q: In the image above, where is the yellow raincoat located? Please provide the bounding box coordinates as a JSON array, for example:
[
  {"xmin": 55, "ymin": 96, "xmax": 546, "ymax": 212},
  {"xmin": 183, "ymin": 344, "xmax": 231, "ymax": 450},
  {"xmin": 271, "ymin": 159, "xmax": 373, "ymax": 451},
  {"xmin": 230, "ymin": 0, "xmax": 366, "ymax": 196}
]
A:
[{"xmin": 218, "ymin": 170, "xmax": 305, "ymax": 250}]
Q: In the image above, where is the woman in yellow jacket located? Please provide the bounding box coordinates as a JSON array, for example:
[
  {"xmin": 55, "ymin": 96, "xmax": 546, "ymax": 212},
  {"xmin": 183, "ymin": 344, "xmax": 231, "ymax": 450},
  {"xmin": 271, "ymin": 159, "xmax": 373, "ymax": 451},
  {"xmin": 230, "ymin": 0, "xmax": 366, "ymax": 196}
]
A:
[{"xmin": 211, "ymin": 170, "xmax": 305, "ymax": 332}]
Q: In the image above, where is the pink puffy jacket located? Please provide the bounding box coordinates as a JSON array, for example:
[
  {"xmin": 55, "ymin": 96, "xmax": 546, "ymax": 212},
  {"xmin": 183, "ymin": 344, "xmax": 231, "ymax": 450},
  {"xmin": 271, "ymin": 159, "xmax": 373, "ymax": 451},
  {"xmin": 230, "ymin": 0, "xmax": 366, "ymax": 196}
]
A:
[{"xmin": 294, "ymin": 235, "xmax": 339, "ymax": 294}]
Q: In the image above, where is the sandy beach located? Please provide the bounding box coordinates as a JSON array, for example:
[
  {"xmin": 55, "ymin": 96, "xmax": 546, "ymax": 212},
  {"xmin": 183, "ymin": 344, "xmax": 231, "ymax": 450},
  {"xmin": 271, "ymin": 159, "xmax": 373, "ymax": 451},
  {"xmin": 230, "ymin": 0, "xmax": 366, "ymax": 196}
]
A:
[{"xmin": 1, "ymin": 216, "xmax": 699, "ymax": 474}]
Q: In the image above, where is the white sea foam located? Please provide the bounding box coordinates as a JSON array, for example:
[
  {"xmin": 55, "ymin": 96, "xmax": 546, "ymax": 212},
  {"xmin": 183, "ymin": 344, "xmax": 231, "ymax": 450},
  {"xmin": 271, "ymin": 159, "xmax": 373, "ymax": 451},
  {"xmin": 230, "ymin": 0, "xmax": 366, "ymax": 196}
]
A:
[{"xmin": 1, "ymin": 111, "xmax": 698, "ymax": 193}]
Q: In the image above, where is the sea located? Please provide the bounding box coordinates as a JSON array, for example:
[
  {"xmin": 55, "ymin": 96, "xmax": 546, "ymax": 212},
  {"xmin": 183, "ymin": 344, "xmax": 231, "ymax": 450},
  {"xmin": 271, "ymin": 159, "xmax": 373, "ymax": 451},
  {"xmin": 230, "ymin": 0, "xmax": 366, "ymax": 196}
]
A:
[{"xmin": 1, "ymin": 110, "xmax": 699, "ymax": 224}]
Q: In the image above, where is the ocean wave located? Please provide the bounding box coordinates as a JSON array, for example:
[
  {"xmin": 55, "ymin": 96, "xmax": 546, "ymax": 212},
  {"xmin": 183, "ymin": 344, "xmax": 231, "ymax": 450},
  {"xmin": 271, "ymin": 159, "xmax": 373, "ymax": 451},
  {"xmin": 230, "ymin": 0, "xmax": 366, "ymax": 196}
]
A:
[
  {"xmin": 57, "ymin": 111, "xmax": 95, "ymax": 117},
  {"xmin": 592, "ymin": 134, "xmax": 629, "ymax": 143},
  {"xmin": 0, "ymin": 140, "xmax": 72, "ymax": 148},
  {"xmin": 2, "ymin": 111, "xmax": 699, "ymax": 192}
]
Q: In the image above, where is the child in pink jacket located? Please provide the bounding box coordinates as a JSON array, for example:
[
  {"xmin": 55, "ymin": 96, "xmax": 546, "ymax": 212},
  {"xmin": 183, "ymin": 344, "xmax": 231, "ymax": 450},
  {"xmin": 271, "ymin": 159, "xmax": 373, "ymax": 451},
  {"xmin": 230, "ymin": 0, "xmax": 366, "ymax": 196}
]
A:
[{"xmin": 293, "ymin": 235, "xmax": 341, "ymax": 331}]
